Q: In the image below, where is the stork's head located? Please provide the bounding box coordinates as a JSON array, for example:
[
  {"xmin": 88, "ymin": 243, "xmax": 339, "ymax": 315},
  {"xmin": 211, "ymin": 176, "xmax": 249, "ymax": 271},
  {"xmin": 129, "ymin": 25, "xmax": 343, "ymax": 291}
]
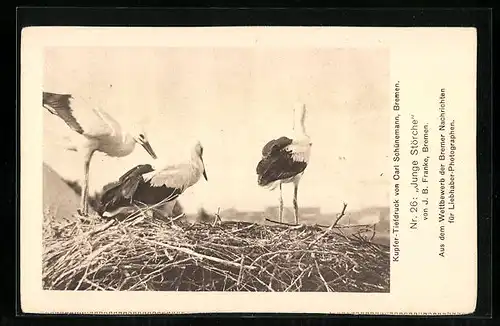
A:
[
  {"xmin": 194, "ymin": 141, "xmax": 204, "ymax": 157},
  {"xmin": 131, "ymin": 129, "xmax": 157, "ymax": 160},
  {"xmin": 193, "ymin": 141, "xmax": 208, "ymax": 181}
]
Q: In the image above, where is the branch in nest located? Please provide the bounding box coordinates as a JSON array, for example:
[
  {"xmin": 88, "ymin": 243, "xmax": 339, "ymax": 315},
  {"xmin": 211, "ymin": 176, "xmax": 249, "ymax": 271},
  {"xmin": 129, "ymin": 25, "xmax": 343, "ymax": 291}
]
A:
[
  {"xmin": 332, "ymin": 202, "xmax": 348, "ymax": 228},
  {"xmin": 348, "ymin": 224, "xmax": 378, "ymax": 245},
  {"xmin": 212, "ymin": 207, "xmax": 222, "ymax": 227},
  {"xmin": 134, "ymin": 236, "xmax": 258, "ymax": 271},
  {"xmin": 370, "ymin": 224, "xmax": 377, "ymax": 242},
  {"xmin": 316, "ymin": 223, "xmax": 374, "ymax": 229},
  {"xmin": 307, "ymin": 202, "xmax": 348, "ymax": 249},
  {"xmin": 88, "ymin": 219, "xmax": 115, "ymax": 236},
  {"xmin": 166, "ymin": 213, "xmax": 186, "ymax": 225},
  {"xmin": 265, "ymin": 218, "xmax": 300, "ymax": 227}
]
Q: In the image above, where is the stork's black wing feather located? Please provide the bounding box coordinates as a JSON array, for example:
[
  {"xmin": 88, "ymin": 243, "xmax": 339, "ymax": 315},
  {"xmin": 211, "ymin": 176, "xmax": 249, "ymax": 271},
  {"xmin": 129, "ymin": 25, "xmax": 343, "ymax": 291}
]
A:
[
  {"xmin": 133, "ymin": 183, "xmax": 182, "ymax": 206},
  {"xmin": 101, "ymin": 164, "xmax": 153, "ymax": 195},
  {"xmin": 42, "ymin": 91, "xmax": 85, "ymax": 134},
  {"xmin": 261, "ymin": 137, "xmax": 293, "ymax": 157},
  {"xmin": 256, "ymin": 149, "xmax": 307, "ymax": 186},
  {"xmin": 98, "ymin": 164, "xmax": 154, "ymax": 214},
  {"xmin": 118, "ymin": 164, "xmax": 154, "ymax": 182},
  {"xmin": 257, "ymin": 136, "xmax": 306, "ymax": 186}
]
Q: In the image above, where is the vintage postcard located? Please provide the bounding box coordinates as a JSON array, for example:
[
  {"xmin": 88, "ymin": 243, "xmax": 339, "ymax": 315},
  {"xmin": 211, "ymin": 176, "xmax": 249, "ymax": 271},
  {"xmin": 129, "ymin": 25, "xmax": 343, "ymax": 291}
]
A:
[{"xmin": 20, "ymin": 26, "xmax": 477, "ymax": 315}]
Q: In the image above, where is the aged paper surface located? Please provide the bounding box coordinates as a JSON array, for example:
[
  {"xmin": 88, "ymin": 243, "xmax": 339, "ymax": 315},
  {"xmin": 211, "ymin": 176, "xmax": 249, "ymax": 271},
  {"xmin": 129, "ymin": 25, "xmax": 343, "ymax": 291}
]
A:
[{"xmin": 21, "ymin": 26, "xmax": 477, "ymax": 315}]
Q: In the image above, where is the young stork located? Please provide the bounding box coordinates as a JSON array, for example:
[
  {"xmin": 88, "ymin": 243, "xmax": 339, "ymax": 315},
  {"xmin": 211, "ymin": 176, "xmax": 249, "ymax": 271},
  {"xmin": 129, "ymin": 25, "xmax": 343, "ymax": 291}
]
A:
[
  {"xmin": 42, "ymin": 91, "xmax": 158, "ymax": 216},
  {"xmin": 98, "ymin": 142, "xmax": 208, "ymax": 219},
  {"xmin": 256, "ymin": 103, "xmax": 312, "ymax": 224}
]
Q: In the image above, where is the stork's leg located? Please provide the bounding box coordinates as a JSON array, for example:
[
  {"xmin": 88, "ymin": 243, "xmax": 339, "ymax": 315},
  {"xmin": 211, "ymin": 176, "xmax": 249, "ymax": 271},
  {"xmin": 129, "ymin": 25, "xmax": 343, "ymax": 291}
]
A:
[
  {"xmin": 162, "ymin": 201, "xmax": 175, "ymax": 221},
  {"xmin": 279, "ymin": 182, "xmax": 284, "ymax": 222},
  {"xmin": 79, "ymin": 150, "xmax": 95, "ymax": 216},
  {"xmin": 293, "ymin": 180, "xmax": 299, "ymax": 225},
  {"xmin": 79, "ymin": 158, "xmax": 90, "ymax": 216}
]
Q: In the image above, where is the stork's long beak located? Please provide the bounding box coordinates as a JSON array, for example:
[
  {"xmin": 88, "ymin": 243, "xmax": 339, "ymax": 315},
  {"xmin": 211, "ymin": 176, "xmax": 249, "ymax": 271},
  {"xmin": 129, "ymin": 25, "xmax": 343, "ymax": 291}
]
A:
[
  {"xmin": 139, "ymin": 140, "xmax": 157, "ymax": 159},
  {"xmin": 201, "ymin": 157, "xmax": 208, "ymax": 181}
]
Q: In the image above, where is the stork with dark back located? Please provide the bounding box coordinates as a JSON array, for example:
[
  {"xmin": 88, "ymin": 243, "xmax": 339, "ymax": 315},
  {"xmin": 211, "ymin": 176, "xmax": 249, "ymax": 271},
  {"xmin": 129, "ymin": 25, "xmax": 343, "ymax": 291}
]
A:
[
  {"xmin": 256, "ymin": 136, "xmax": 307, "ymax": 187},
  {"xmin": 98, "ymin": 164, "xmax": 183, "ymax": 217}
]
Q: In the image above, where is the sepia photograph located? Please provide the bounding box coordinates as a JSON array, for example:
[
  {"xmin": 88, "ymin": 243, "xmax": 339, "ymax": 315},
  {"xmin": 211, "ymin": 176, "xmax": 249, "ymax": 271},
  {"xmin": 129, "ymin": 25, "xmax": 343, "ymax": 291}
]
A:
[
  {"xmin": 41, "ymin": 46, "xmax": 391, "ymax": 292},
  {"xmin": 21, "ymin": 26, "xmax": 477, "ymax": 314}
]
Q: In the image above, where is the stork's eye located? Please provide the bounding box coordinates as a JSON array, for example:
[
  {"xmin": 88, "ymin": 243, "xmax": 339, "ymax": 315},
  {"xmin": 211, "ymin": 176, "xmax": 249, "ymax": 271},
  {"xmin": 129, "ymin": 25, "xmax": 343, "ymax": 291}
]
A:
[{"xmin": 139, "ymin": 133, "xmax": 145, "ymax": 139}]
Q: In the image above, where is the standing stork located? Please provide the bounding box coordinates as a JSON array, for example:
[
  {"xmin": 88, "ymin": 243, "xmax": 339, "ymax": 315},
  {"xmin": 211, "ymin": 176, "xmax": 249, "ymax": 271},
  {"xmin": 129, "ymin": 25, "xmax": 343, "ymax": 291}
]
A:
[
  {"xmin": 98, "ymin": 141, "xmax": 208, "ymax": 219},
  {"xmin": 42, "ymin": 91, "xmax": 158, "ymax": 216},
  {"xmin": 256, "ymin": 103, "xmax": 312, "ymax": 224}
]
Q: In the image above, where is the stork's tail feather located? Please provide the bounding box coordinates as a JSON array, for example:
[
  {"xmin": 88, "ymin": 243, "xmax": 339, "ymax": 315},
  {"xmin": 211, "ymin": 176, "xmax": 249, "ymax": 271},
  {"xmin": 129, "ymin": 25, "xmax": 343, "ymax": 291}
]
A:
[
  {"xmin": 257, "ymin": 175, "xmax": 269, "ymax": 187},
  {"xmin": 256, "ymin": 158, "xmax": 273, "ymax": 188},
  {"xmin": 97, "ymin": 180, "xmax": 126, "ymax": 216},
  {"xmin": 257, "ymin": 177, "xmax": 279, "ymax": 190},
  {"xmin": 97, "ymin": 164, "xmax": 154, "ymax": 216}
]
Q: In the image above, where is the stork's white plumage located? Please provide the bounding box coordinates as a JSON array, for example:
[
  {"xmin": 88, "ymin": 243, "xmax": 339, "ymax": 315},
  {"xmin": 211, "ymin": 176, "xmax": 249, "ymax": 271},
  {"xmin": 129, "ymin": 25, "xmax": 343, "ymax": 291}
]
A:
[
  {"xmin": 42, "ymin": 91, "xmax": 158, "ymax": 216},
  {"xmin": 256, "ymin": 103, "xmax": 312, "ymax": 224},
  {"xmin": 98, "ymin": 142, "xmax": 208, "ymax": 218}
]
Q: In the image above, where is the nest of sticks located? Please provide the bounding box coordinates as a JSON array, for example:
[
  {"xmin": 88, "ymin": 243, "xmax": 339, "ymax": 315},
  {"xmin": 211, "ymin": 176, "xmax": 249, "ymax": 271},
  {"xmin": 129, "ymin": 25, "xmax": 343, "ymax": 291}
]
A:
[{"xmin": 43, "ymin": 203, "xmax": 390, "ymax": 292}]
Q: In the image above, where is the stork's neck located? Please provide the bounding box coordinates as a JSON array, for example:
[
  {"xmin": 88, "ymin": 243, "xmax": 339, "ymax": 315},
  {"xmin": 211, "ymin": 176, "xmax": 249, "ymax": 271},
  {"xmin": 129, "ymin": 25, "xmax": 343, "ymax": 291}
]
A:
[
  {"xmin": 123, "ymin": 133, "xmax": 134, "ymax": 145},
  {"xmin": 292, "ymin": 108, "xmax": 308, "ymax": 138},
  {"xmin": 124, "ymin": 133, "xmax": 137, "ymax": 149},
  {"xmin": 293, "ymin": 131, "xmax": 311, "ymax": 146},
  {"xmin": 104, "ymin": 132, "xmax": 136, "ymax": 157},
  {"xmin": 293, "ymin": 124, "xmax": 308, "ymax": 138}
]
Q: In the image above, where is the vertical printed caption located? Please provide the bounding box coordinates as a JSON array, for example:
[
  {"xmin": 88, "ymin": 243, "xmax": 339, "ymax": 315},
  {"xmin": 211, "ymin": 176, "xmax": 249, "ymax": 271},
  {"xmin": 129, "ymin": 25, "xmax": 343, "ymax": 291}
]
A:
[{"xmin": 391, "ymin": 81, "xmax": 456, "ymax": 263}]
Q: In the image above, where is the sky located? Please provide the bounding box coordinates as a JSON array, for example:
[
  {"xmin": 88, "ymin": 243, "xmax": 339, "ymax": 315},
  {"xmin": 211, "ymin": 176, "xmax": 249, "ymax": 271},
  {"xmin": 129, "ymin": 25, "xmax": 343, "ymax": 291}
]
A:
[{"xmin": 43, "ymin": 46, "xmax": 390, "ymax": 215}]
